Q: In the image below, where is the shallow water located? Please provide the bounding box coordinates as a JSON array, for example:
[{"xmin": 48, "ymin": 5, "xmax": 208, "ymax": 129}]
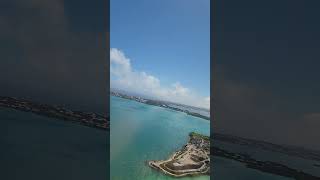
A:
[{"xmin": 110, "ymin": 96, "xmax": 210, "ymax": 180}]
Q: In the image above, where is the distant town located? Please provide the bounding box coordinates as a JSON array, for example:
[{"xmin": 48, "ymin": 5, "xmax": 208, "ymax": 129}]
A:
[
  {"xmin": 0, "ymin": 96, "xmax": 109, "ymax": 130},
  {"xmin": 110, "ymin": 91, "xmax": 210, "ymax": 120}
]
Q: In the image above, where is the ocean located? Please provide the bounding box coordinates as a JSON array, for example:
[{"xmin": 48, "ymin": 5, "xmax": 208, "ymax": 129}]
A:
[
  {"xmin": 110, "ymin": 95, "xmax": 299, "ymax": 180},
  {"xmin": 212, "ymin": 156, "xmax": 293, "ymax": 180},
  {"xmin": 110, "ymin": 95, "xmax": 210, "ymax": 180},
  {"xmin": 0, "ymin": 107, "xmax": 107, "ymax": 180},
  {"xmin": 1, "ymin": 96, "xmax": 308, "ymax": 180},
  {"xmin": 213, "ymin": 141, "xmax": 320, "ymax": 179}
]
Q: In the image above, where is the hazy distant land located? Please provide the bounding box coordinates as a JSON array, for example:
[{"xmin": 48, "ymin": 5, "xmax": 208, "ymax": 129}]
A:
[
  {"xmin": 2, "ymin": 95, "xmax": 319, "ymax": 179},
  {"xmin": 110, "ymin": 91, "xmax": 320, "ymax": 179},
  {"xmin": 110, "ymin": 91, "xmax": 210, "ymax": 120}
]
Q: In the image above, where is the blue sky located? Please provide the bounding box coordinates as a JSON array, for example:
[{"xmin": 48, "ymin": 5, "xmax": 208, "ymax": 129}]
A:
[{"xmin": 110, "ymin": 0, "xmax": 210, "ymax": 108}]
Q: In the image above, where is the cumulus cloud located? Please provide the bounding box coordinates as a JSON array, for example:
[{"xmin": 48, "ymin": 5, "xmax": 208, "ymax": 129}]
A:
[{"xmin": 110, "ymin": 48, "xmax": 210, "ymax": 109}]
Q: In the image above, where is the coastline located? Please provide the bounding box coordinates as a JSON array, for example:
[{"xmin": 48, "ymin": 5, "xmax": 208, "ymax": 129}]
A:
[
  {"xmin": 110, "ymin": 92, "xmax": 210, "ymax": 121},
  {"xmin": 4, "ymin": 95, "xmax": 319, "ymax": 179},
  {"xmin": 212, "ymin": 133, "xmax": 320, "ymax": 180},
  {"xmin": 148, "ymin": 132, "xmax": 210, "ymax": 177},
  {"xmin": 212, "ymin": 146, "xmax": 320, "ymax": 180},
  {"xmin": 0, "ymin": 101, "xmax": 107, "ymax": 180},
  {"xmin": 0, "ymin": 96, "xmax": 109, "ymax": 131}
]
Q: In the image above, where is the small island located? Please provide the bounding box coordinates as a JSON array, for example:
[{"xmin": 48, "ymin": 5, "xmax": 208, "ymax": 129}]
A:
[{"xmin": 148, "ymin": 132, "xmax": 210, "ymax": 177}]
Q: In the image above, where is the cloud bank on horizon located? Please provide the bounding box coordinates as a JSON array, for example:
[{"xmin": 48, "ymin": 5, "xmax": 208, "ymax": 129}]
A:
[{"xmin": 110, "ymin": 48, "xmax": 210, "ymax": 109}]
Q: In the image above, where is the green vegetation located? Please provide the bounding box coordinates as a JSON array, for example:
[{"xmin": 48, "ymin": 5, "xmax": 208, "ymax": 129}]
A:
[
  {"xmin": 189, "ymin": 132, "xmax": 210, "ymax": 141},
  {"xmin": 148, "ymin": 132, "xmax": 210, "ymax": 177}
]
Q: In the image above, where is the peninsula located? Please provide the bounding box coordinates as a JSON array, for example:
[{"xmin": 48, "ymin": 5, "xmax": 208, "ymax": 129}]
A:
[{"xmin": 148, "ymin": 132, "xmax": 210, "ymax": 177}]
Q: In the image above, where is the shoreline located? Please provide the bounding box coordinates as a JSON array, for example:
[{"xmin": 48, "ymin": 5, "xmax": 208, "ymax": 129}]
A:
[
  {"xmin": 148, "ymin": 132, "xmax": 210, "ymax": 177},
  {"xmin": 111, "ymin": 92, "xmax": 210, "ymax": 121},
  {"xmin": 212, "ymin": 146, "xmax": 320, "ymax": 180},
  {"xmin": 3, "ymin": 95, "xmax": 319, "ymax": 179},
  {"xmin": 212, "ymin": 133, "xmax": 320, "ymax": 179},
  {"xmin": 0, "ymin": 96, "xmax": 109, "ymax": 131}
]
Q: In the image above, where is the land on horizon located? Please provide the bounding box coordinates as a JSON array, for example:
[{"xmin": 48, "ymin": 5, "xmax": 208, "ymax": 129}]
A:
[
  {"xmin": 111, "ymin": 88, "xmax": 210, "ymax": 111},
  {"xmin": 0, "ymin": 96, "xmax": 109, "ymax": 130},
  {"xmin": 110, "ymin": 90, "xmax": 210, "ymax": 121},
  {"xmin": 3, "ymin": 95, "xmax": 319, "ymax": 179}
]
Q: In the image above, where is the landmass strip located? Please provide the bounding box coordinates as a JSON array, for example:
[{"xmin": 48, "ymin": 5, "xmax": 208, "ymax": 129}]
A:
[
  {"xmin": 212, "ymin": 146, "xmax": 320, "ymax": 180},
  {"xmin": 111, "ymin": 91, "xmax": 210, "ymax": 120},
  {"xmin": 2, "ymin": 96, "xmax": 319, "ymax": 179},
  {"xmin": 148, "ymin": 132, "xmax": 210, "ymax": 177},
  {"xmin": 212, "ymin": 133, "xmax": 320, "ymax": 180},
  {"xmin": 0, "ymin": 96, "xmax": 109, "ymax": 130}
]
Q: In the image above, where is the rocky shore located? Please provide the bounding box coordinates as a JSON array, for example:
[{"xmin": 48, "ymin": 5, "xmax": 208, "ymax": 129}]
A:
[
  {"xmin": 148, "ymin": 132, "xmax": 210, "ymax": 177},
  {"xmin": 0, "ymin": 96, "xmax": 109, "ymax": 130}
]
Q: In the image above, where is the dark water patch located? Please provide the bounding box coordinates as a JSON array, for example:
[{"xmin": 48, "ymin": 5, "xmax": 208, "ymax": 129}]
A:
[{"xmin": 0, "ymin": 108, "xmax": 107, "ymax": 180}]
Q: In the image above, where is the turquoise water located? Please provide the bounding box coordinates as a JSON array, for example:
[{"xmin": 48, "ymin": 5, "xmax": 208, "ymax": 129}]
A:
[
  {"xmin": 0, "ymin": 108, "xmax": 107, "ymax": 180},
  {"xmin": 110, "ymin": 96, "xmax": 210, "ymax": 180}
]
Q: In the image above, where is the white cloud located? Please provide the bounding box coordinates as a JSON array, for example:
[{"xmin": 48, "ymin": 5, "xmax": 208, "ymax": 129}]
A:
[{"xmin": 110, "ymin": 48, "xmax": 210, "ymax": 109}]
